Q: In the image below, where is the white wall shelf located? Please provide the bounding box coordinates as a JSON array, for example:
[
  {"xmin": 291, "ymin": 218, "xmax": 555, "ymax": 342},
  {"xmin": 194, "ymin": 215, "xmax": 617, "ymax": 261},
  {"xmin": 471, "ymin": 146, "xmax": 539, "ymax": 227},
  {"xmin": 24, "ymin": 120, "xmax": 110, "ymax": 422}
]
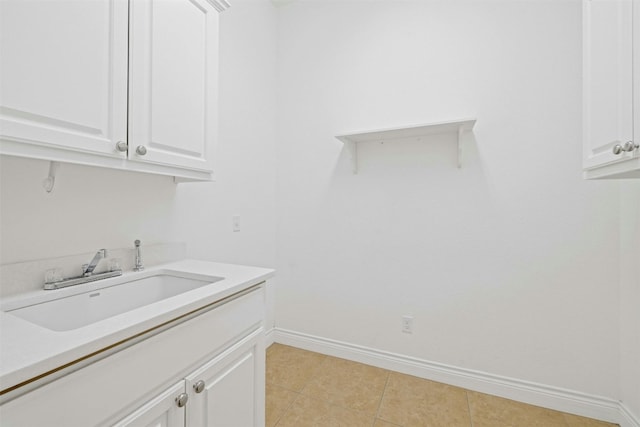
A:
[{"xmin": 335, "ymin": 118, "xmax": 477, "ymax": 173}]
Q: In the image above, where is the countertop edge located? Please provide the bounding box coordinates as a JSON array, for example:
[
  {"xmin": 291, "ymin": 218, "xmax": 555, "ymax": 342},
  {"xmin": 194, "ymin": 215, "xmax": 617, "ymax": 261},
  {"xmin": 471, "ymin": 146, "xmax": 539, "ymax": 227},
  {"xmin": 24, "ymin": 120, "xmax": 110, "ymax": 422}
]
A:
[{"xmin": 0, "ymin": 260, "xmax": 275, "ymax": 395}]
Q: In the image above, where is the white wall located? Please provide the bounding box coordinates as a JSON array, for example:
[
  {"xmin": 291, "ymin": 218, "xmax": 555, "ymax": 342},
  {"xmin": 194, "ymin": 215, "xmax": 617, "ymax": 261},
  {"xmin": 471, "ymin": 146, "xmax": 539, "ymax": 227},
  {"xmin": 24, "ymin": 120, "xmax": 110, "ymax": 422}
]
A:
[
  {"xmin": 173, "ymin": 0, "xmax": 277, "ymax": 269},
  {"xmin": 0, "ymin": 0, "xmax": 635, "ymax": 416},
  {"xmin": 275, "ymin": 0, "xmax": 621, "ymax": 399},
  {"xmin": 0, "ymin": 0, "xmax": 277, "ymax": 274},
  {"xmin": 620, "ymin": 181, "xmax": 640, "ymax": 418},
  {"xmin": 173, "ymin": 0, "xmax": 278, "ymax": 329},
  {"xmin": 0, "ymin": 158, "xmax": 179, "ymax": 264}
]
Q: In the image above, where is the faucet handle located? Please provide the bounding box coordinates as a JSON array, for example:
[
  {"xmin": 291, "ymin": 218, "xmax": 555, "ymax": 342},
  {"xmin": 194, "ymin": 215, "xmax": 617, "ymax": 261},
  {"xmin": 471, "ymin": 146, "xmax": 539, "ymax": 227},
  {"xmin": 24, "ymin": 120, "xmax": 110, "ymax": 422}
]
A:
[{"xmin": 134, "ymin": 240, "xmax": 141, "ymax": 247}]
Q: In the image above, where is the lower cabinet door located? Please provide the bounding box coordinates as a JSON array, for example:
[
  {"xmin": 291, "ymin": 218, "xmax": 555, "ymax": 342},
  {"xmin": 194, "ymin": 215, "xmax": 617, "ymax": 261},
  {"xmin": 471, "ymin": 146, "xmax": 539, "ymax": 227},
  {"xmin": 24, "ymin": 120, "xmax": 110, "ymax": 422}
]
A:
[
  {"xmin": 185, "ymin": 329, "xmax": 265, "ymax": 427},
  {"xmin": 113, "ymin": 381, "xmax": 186, "ymax": 427}
]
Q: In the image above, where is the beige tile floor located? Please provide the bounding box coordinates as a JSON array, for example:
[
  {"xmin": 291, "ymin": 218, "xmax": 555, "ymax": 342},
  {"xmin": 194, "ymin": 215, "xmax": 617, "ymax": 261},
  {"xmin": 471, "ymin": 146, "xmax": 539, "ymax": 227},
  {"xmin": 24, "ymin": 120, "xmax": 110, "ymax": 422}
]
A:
[{"xmin": 266, "ymin": 343, "xmax": 618, "ymax": 427}]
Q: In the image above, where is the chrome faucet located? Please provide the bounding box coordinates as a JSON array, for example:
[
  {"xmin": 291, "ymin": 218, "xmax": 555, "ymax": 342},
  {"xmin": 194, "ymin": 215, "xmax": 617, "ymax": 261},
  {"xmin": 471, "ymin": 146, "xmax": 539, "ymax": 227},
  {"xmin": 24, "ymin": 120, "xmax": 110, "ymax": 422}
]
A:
[
  {"xmin": 82, "ymin": 249, "xmax": 107, "ymax": 277},
  {"xmin": 44, "ymin": 248, "xmax": 122, "ymax": 290},
  {"xmin": 134, "ymin": 240, "xmax": 144, "ymax": 271}
]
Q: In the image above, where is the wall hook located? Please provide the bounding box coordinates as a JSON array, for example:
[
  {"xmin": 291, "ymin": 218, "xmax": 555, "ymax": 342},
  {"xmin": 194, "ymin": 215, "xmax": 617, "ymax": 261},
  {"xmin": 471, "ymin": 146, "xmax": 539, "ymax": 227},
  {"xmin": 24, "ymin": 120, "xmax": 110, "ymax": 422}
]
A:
[{"xmin": 42, "ymin": 161, "xmax": 60, "ymax": 193}]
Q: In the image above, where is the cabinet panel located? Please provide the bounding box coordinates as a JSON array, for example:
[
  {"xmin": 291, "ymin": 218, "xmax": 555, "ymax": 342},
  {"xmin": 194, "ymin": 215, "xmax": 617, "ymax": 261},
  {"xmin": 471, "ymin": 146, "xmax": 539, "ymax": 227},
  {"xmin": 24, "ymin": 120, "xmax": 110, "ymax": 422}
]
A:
[
  {"xmin": 583, "ymin": 0, "xmax": 634, "ymax": 169},
  {"xmin": 583, "ymin": 0, "xmax": 640, "ymax": 178},
  {"xmin": 635, "ymin": 0, "xmax": 640, "ymax": 144},
  {"xmin": 186, "ymin": 330, "xmax": 265, "ymax": 427},
  {"xmin": 128, "ymin": 0, "xmax": 219, "ymax": 173},
  {"xmin": 0, "ymin": 287, "xmax": 264, "ymax": 427},
  {"xmin": 113, "ymin": 381, "xmax": 186, "ymax": 427},
  {"xmin": 0, "ymin": 0, "xmax": 128, "ymax": 158}
]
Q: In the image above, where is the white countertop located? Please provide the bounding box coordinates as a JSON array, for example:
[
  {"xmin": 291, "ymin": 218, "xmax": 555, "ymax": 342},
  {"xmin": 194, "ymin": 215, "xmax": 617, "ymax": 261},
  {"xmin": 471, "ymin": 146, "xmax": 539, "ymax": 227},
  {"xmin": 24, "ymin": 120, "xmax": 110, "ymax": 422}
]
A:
[{"xmin": 0, "ymin": 259, "xmax": 274, "ymax": 393}]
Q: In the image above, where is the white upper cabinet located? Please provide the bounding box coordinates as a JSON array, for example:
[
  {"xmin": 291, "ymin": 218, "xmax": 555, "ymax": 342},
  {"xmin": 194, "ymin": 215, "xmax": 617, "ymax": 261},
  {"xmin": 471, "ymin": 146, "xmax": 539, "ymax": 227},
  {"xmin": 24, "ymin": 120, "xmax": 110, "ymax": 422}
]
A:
[
  {"xmin": 636, "ymin": 0, "xmax": 640, "ymax": 159},
  {"xmin": 583, "ymin": 0, "xmax": 640, "ymax": 179},
  {"xmin": 128, "ymin": 0, "xmax": 221, "ymax": 175},
  {"xmin": 0, "ymin": 0, "xmax": 129, "ymax": 160},
  {"xmin": 0, "ymin": 0, "xmax": 228, "ymax": 181}
]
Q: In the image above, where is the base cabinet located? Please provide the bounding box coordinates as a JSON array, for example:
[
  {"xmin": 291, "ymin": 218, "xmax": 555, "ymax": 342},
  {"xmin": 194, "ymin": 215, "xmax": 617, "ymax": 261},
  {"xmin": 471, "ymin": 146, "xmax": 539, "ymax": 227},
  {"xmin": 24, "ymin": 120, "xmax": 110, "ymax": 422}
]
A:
[
  {"xmin": 114, "ymin": 381, "xmax": 187, "ymax": 427},
  {"xmin": 115, "ymin": 330, "xmax": 264, "ymax": 427},
  {"xmin": 186, "ymin": 333, "xmax": 263, "ymax": 427},
  {"xmin": 0, "ymin": 286, "xmax": 265, "ymax": 427}
]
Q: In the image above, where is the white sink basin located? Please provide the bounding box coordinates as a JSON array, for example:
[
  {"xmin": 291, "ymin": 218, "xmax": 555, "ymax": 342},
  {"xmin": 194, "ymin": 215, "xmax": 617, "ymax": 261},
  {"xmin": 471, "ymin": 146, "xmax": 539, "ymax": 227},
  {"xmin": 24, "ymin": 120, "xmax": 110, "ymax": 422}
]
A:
[{"xmin": 6, "ymin": 273, "xmax": 224, "ymax": 331}]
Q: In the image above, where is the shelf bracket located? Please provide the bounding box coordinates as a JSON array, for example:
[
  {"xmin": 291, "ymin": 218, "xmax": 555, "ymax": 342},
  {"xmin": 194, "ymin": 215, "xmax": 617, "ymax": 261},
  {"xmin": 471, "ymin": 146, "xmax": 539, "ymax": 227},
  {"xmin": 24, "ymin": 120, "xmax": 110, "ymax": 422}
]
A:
[
  {"xmin": 457, "ymin": 127, "xmax": 464, "ymax": 168},
  {"xmin": 345, "ymin": 141, "xmax": 358, "ymax": 174},
  {"xmin": 42, "ymin": 161, "xmax": 60, "ymax": 193}
]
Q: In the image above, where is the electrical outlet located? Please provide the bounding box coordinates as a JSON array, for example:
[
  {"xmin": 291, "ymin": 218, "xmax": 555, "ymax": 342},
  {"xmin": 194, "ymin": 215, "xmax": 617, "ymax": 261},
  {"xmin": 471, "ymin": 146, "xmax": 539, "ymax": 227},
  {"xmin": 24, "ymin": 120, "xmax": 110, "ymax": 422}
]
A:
[
  {"xmin": 402, "ymin": 315, "xmax": 413, "ymax": 334},
  {"xmin": 232, "ymin": 215, "xmax": 241, "ymax": 232}
]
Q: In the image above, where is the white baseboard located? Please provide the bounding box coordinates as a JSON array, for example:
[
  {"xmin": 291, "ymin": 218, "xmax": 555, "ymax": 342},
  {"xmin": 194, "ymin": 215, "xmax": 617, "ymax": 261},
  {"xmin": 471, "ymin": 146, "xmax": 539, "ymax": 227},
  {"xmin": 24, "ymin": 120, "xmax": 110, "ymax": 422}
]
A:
[
  {"xmin": 621, "ymin": 403, "xmax": 640, "ymax": 427},
  {"xmin": 265, "ymin": 327, "xmax": 275, "ymax": 348},
  {"xmin": 273, "ymin": 328, "xmax": 638, "ymax": 427}
]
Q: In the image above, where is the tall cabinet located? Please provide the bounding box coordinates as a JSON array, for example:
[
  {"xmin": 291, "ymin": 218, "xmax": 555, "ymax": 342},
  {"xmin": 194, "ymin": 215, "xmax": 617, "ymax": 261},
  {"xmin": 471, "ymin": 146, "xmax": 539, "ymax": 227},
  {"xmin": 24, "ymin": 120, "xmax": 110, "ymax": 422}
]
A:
[
  {"xmin": 0, "ymin": 0, "xmax": 228, "ymax": 181},
  {"xmin": 583, "ymin": 0, "xmax": 640, "ymax": 179}
]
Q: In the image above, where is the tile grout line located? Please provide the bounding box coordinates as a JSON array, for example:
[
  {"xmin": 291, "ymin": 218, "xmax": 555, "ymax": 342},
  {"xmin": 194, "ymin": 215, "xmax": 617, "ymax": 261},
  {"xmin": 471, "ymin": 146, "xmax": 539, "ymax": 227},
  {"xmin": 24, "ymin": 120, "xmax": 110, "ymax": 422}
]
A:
[
  {"xmin": 278, "ymin": 351, "xmax": 330, "ymax": 426},
  {"xmin": 269, "ymin": 345, "xmax": 619, "ymax": 427},
  {"xmin": 268, "ymin": 381, "xmax": 304, "ymax": 395},
  {"xmin": 267, "ymin": 344, "xmax": 328, "ymax": 426},
  {"xmin": 466, "ymin": 390, "xmax": 474, "ymax": 427},
  {"xmin": 272, "ymin": 390, "xmax": 301, "ymax": 427},
  {"xmin": 306, "ymin": 355, "xmax": 389, "ymax": 426},
  {"xmin": 298, "ymin": 353, "xmax": 329, "ymax": 396},
  {"xmin": 373, "ymin": 370, "xmax": 392, "ymax": 426}
]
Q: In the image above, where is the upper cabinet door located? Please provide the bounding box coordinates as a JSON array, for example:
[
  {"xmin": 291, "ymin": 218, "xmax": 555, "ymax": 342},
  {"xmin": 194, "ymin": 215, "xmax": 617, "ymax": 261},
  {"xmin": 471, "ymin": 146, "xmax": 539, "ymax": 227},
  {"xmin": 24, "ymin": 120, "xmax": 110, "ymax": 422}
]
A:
[
  {"xmin": 635, "ymin": 0, "xmax": 640, "ymax": 145},
  {"xmin": 0, "ymin": 0, "xmax": 128, "ymax": 159},
  {"xmin": 128, "ymin": 0, "xmax": 224, "ymax": 174},
  {"xmin": 583, "ymin": 0, "xmax": 634, "ymax": 171}
]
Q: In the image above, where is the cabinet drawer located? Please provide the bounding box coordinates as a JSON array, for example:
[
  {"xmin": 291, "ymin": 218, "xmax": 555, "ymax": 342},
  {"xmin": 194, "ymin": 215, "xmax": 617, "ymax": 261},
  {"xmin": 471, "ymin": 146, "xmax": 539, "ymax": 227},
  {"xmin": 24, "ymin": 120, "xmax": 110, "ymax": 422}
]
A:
[{"xmin": 0, "ymin": 286, "xmax": 264, "ymax": 427}]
